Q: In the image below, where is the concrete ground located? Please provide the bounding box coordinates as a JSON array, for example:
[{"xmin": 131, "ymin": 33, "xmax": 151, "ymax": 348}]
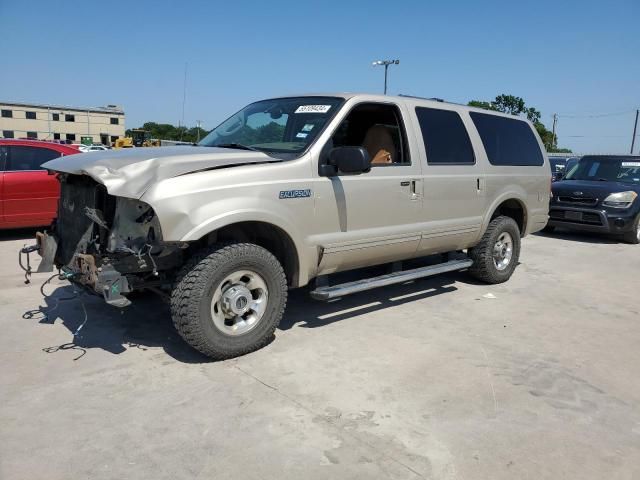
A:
[{"xmin": 0, "ymin": 228, "xmax": 639, "ymax": 480}]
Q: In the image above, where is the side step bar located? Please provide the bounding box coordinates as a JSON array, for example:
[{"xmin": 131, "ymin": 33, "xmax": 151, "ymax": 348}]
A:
[{"xmin": 310, "ymin": 258, "xmax": 473, "ymax": 301}]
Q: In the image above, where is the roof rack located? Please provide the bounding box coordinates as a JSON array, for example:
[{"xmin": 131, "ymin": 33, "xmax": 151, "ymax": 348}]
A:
[{"xmin": 398, "ymin": 94, "xmax": 445, "ymax": 102}]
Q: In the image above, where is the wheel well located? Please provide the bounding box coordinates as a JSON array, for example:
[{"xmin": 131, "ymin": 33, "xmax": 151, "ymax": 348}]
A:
[
  {"xmin": 491, "ymin": 199, "xmax": 526, "ymax": 235},
  {"xmin": 199, "ymin": 222, "xmax": 299, "ymax": 287}
]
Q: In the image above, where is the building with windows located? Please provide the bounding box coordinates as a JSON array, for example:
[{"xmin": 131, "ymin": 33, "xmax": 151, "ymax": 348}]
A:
[{"xmin": 0, "ymin": 101, "xmax": 125, "ymax": 145}]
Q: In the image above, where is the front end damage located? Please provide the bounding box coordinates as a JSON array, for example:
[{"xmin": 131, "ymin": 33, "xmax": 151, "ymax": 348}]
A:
[{"xmin": 32, "ymin": 174, "xmax": 186, "ymax": 307}]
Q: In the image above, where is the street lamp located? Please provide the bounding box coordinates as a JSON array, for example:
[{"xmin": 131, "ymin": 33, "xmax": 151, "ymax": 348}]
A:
[{"xmin": 372, "ymin": 59, "xmax": 400, "ymax": 95}]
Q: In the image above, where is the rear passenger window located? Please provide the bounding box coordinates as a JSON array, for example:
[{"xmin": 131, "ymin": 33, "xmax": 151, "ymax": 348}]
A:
[
  {"xmin": 415, "ymin": 107, "xmax": 474, "ymax": 165},
  {"xmin": 6, "ymin": 146, "xmax": 62, "ymax": 171},
  {"xmin": 470, "ymin": 112, "xmax": 543, "ymax": 166}
]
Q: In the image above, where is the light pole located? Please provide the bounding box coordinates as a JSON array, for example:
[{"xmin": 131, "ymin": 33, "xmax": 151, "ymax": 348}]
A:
[
  {"xmin": 196, "ymin": 120, "xmax": 203, "ymax": 143},
  {"xmin": 372, "ymin": 59, "xmax": 399, "ymax": 95}
]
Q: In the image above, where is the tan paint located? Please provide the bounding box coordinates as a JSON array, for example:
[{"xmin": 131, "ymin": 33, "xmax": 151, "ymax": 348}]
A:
[{"xmin": 45, "ymin": 93, "xmax": 551, "ymax": 288}]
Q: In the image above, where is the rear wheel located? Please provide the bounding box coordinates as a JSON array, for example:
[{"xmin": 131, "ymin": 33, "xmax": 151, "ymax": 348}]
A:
[
  {"xmin": 469, "ymin": 216, "xmax": 521, "ymax": 284},
  {"xmin": 622, "ymin": 214, "xmax": 640, "ymax": 244},
  {"xmin": 170, "ymin": 243, "xmax": 287, "ymax": 359}
]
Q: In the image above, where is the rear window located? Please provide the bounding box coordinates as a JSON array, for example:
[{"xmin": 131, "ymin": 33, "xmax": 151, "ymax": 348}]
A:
[
  {"xmin": 415, "ymin": 107, "xmax": 474, "ymax": 165},
  {"xmin": 470, "ymin": 112, "xmax": 543, "ymax": 166},
  {"xmin": 6, "ymin": 146, "xmax": 62, "ymax": 171}
]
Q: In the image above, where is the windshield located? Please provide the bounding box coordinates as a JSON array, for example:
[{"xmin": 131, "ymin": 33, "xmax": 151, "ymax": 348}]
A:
[
  {"xmin": 565, "ymin": 157, "xmax": 640, "ymax": 185},
  {"xmin": 199, "ymin": 96, "xmax": 344, "ymax": 158}
]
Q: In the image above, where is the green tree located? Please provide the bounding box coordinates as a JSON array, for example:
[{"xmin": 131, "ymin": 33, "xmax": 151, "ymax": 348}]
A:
[
  {"xmin": 468, "ymin": 94, "xmax": 570, "ymax": 153},
  {"xmin": 126, "ymin": 122, "xmax": 210, "ymax": 143}
]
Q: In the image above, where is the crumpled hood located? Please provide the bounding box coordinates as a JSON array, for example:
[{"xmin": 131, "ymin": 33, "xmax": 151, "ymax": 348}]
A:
[{"xmin": 43, "ymin": 146, "xmax": 279, "ymax": 198}]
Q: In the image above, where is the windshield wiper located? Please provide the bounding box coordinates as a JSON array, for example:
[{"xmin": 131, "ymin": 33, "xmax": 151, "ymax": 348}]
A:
[{"xmin": 216, "ymin": 143, "xmax": 260, "ymax": 152}]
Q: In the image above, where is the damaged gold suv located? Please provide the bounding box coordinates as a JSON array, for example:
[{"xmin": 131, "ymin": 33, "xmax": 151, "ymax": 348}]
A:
[{"xmin": 28, "ymin": 94, "xmax": 551, "ymax": 359}]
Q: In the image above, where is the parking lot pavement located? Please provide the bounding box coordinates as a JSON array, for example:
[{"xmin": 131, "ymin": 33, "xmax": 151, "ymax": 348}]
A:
[{"xmin": 0, "ymin": 229, "xmax": 639, "ymax": 480}]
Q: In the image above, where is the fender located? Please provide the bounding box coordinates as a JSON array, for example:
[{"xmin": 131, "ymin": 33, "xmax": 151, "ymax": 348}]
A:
[
  {"xmin": 143, "ymin": 187, "xmax": 313, "ymax": 287},
  {"xmin": 482, "ymin": 187, "xmax": 529, "ymax": 236}
]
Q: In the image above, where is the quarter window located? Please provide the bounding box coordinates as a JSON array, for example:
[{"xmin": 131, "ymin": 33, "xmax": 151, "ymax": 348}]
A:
[
  {"xmin": 470, "ymin": 112, "xmax": 543, "ymax": 166},
  {"xmin": 6, "ymin": 146, "xmax": 61, "ymax": 171},
  {"xmin": 1, "ymin": 109, "xmax": 12, "ymax": 118},
  {"xmin": 26, "ymin": 111, "xmax": 37, "ymax": 120},
  {"xmin": 415, "ymin": 107, "xmax": 475, "ymax": 165}
]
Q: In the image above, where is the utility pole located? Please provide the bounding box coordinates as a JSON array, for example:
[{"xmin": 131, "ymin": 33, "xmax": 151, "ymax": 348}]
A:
[
  {"xmin": 196, "ymin": 120, "xmax": 202, "ymax": 143},
  {"xmin": 372, "ymin": 59, "xmax": 400, "ymax": 95},
  {"xmin": 551, "ymin": 113, "xmax": 558, "ymax": 151},
  {"xmin": 180, "ymin": 62, "xmax": 188, "ymax": 141},
  {"xmin": 631, "ymin": 109, "xmax": 639, "ymax": 155}
]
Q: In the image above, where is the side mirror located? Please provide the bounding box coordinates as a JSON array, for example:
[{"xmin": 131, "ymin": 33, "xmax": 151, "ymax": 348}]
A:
[{"xmin": 326, "ymin": 146, "xmax": 371, "ymax": 175}]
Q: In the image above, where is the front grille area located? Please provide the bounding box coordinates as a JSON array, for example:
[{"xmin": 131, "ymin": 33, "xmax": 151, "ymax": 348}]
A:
[
  {"xmin": 56, "ymin": 175, "xmax": 113, "ymax": 265},
  {"xmin": 549, "ymin": 209, "xmax": 604, "ymax": 226},
  {"xmin": 557, "ymin": 196, "xmax": 598, "ymax": 206}
]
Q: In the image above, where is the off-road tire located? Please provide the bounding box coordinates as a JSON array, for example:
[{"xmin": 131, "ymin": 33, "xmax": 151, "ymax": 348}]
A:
[
  {"xmin": 468, "ymin": 216, "xmax": 521, "ymax": 284},
  {"xmin": 170, "ymin": 243, "xmax": 287, "ymax": 360},
  {"xmin": 622, "ymin": 214, "xmax": 640, "ymax": 244}
]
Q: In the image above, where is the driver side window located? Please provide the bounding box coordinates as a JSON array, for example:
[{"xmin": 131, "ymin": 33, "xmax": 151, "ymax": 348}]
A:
[{"xmin": 329, "ymin": 103, "xmax": 410, "ymax": 166}]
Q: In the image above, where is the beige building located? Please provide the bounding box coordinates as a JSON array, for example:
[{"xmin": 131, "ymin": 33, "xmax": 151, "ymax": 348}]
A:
[{"xmin": 0, "ymin": 101, "xmax": 125, "ymax": 145}]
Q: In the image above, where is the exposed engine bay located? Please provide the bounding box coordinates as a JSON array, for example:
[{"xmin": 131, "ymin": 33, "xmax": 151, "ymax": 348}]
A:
[{"xmin": 38, "ymin": 174, "xmax": 185, "ymax": 307}]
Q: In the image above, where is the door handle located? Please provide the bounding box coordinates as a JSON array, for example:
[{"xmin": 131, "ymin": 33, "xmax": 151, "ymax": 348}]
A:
[{"xmin": 401, "ymin": 180, "xmax": 420, "ymax": 200}]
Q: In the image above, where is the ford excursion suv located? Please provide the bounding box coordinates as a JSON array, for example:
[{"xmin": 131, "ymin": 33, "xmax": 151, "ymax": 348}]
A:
[{"xmin": 30, "ymin": 93, "xmax": 550, "ymax": 359}]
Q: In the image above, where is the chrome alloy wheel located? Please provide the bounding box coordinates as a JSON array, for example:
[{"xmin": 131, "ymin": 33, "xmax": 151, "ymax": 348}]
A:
[
  {"xmin": 210, "ymin": 270, "xmax": 268, "ymax": 336},
  {"xmin": 493, "ymin": 232, "xmax": 514, "ymax": 271}
]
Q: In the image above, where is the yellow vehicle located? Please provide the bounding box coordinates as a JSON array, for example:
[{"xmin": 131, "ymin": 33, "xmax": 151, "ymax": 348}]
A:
[{"xmin": 114, "ymin": 129, "xmax": 161, "ymax": 148}]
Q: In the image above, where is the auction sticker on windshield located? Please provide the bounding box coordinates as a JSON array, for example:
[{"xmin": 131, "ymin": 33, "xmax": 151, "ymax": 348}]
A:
[{"xmin": 295, "ymin": 105, "xmax": 331, "ymax": 114}]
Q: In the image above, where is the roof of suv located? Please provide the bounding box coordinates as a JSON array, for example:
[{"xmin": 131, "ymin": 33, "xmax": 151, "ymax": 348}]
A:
[{"xmin": 268, "ymin": 92, "xmax": 536, "ymax": 123}]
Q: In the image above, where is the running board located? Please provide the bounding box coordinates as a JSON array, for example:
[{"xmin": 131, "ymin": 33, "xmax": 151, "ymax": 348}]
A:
[{"xmin": 310, "ymin": 258, "xmax": 473, "ymax": 301}]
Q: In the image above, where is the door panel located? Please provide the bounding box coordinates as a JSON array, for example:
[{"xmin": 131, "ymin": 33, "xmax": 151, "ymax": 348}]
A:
[
  {"xmin": 314, "ymin": 167, "xmax": 423, "ymax": 273},
  {"xmin": 418, "ymin": 169, "xmax": 486, "ymax": 253},
  {"xmin": 3, "ymin": 146, "xmax": 61, "ymax": 228},
  {"xmin": 0, "ymin": 146, "xmax": 6, "ymax": 226},
  {"xmin": 409, "ymin": 107, "xmax": 488, "ymax": 254},
  {"xmin": 3, "ymin": 171, "xmax": 60, "ymax": 227},
  {"xmin": 310, "ymin": 101, "xmax": 424, "ymax": 274}
]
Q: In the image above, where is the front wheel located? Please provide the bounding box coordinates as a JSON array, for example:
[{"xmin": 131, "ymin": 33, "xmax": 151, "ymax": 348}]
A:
[
  {"xmin": 170, "ymin": 243, "xmax": 288, "ymax": 359},
  {"xmin": 468, "ymin": 216, "xmax": 521, "ymax": 284}
]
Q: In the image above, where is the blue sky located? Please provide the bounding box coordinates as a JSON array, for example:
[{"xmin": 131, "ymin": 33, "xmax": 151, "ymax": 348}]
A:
[{"xmin": 1, "ymin": 0, "xmax": 638, "ymax": 153}]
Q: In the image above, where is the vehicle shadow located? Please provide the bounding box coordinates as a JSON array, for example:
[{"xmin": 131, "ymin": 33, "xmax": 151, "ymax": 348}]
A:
[
  {"xmin": 534, "ymin": 230, "xmax": 624, "ymax": 245},
  {"xmin": 280, "ymin": 273, "xmax": 458, "ymax": 330},
  {"xmin": 24, "ymin": 288, "xmax": 211, "ymax": 363},
  {"xmin": 23, "ymin": 271, "xmax": 461, "ymax": 363}
]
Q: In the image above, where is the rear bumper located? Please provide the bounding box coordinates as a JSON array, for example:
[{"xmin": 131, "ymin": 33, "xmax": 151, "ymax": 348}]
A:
[{"xmin": 548, "ymin": 206, "xmax": 637, "ymax": 234}]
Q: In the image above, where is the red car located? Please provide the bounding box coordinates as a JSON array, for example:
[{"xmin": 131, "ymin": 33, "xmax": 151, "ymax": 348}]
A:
[{"xmin": 0, "ymin": 139, "xmax": 79, "ymax": 229}]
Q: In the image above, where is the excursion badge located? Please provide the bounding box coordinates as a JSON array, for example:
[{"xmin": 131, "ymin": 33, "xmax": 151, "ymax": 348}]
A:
[{"xmin": 279, "ymin": 189, "xmax": 312, "ymax": 199}]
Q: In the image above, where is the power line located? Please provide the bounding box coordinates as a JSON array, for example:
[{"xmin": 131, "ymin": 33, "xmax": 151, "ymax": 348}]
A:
[
  {"xmin": 555, "ymin": 109, "xmax": 637, "ymax": 119},
  {"xmin": 561, "ymin": 135, "xmax": 640, "ymax": 138}
]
